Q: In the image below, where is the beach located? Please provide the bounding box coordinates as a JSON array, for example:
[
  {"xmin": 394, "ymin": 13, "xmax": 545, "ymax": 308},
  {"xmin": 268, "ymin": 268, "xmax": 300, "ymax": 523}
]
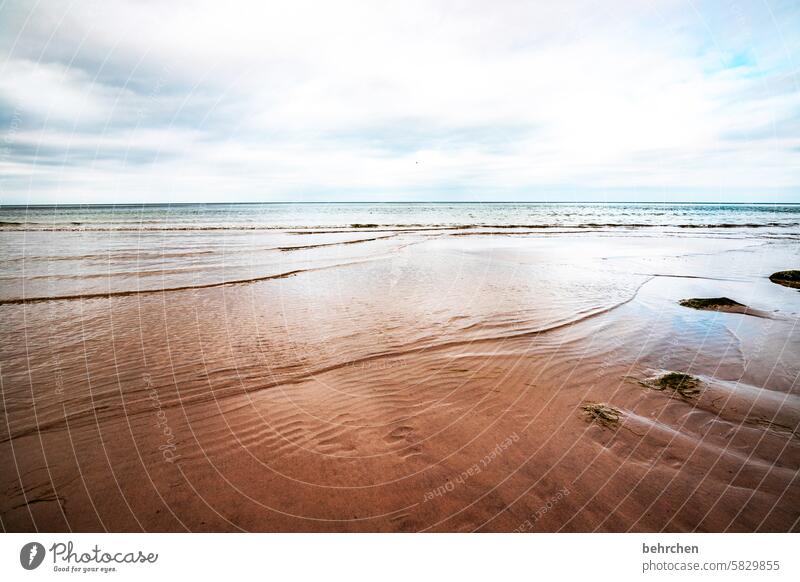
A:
[{"xmin": 1, "ymin": 203, "xmax": 798, "ymax": 532}]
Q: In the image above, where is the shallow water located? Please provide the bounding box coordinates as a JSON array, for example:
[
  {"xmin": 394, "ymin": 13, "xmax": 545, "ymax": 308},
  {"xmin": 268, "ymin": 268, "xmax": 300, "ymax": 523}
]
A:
[{"xmin": 1, "ymin": 203, "xmax": 798, "ymax": 303}]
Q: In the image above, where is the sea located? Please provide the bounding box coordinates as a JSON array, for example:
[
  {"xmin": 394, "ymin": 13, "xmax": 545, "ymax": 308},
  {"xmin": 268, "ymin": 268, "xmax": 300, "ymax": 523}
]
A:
[
  {"xmin": 1, "ymin": 202, "xmax": 798, "ymax": 303},
  {"xmin": 1, "ymin": 202, "xmax": 799, "ymax": 230}
]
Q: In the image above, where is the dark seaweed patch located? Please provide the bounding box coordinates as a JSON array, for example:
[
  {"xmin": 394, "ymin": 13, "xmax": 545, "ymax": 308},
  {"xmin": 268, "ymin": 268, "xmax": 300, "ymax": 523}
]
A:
[
  {"xmin": 642, "ymin": 372, "xmax": 702, "ymax": 399},
  {"xmin": 679, "ymin": 297, "xmax": 744, "ymax": 310},
  {"xmin": 769, "ymin": 270, "xmax": 800, "ymax": 289},
  {"xmin": 581, "ymin": 403, "xmax": 621, "ymax": 429}
]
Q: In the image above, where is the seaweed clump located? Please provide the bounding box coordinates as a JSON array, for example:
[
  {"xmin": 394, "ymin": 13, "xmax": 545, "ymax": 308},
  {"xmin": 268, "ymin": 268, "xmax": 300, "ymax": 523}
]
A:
[
  {"xmin": 644, "ymin": 372, "xmax": 702, "ymax": 399},
  {"xmin": 769, "ymin": 270, "xmax": 800, "ymax": 289},
  {"xmin": 350, "ymin": 223, "xmax": 379, "ymax": 229},
  {"xmin": 678, "ymin": 297, "xmax": 744, "ymax": 310},
  {"xmin": 581, "ymin": 403, "xmax": 621, "ymax": 429}
]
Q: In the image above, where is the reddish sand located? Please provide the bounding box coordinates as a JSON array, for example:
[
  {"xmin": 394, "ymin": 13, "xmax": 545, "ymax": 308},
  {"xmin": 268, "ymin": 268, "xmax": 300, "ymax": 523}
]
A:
[{"xmin": 1, "ymin": 231, "xmax": 799, "ymax": 531}]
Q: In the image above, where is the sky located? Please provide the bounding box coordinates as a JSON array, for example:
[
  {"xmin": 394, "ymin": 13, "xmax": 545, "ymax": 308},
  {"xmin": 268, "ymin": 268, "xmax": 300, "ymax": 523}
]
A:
[{"xmin": 0, "ymin": 0, "xmax": 799, "ymax": 204}]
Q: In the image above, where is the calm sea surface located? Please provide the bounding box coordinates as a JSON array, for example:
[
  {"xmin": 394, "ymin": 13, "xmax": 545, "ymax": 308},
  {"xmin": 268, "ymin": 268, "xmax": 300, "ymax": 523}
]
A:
[{"xmin": 1, "ymin": 202, "xmax": 799, "ymax": 230}]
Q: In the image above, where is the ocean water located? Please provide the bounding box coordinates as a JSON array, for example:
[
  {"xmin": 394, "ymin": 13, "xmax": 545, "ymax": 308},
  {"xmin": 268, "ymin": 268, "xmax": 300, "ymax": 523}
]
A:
[
  {"xmin": 1, "ymin": 203, "xmax": 799, "ymax": 303},
  {"xmin": 1, "ymin": 202, "xmax": 799, "ymax": 230}
]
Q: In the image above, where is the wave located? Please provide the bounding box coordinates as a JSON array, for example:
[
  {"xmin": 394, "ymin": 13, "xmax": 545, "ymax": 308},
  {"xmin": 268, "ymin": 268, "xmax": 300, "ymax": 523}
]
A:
[
  {"xmin": 0, "ymin": 253, "xmax": 396, "ymax": 305},
  {"xmin": 1, "ymin": 222, "xmax": 798, "ymax": 232},
  {"xmin": 1, "ymin": 235, "xmax": 396, "ymax": 264},
  {"xmin": 277, "ymin": 234, "xmax": 397, "ymax": 251},
  {"xmin": 0, "ymin": 268, "xmax": 307, "ymax": 305}
]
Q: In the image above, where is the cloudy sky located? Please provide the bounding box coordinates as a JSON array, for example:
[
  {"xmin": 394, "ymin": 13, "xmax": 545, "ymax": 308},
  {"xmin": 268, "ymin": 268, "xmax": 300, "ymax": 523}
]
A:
[{"xmin": 0, "ymin": 0, "xmax": 798, "ymax": 204}]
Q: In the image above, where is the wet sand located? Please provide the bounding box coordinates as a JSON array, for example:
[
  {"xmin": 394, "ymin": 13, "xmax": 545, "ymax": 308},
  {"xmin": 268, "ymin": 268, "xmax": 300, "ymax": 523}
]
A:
[{"xmin": 1, "ymin": 229, "xmax": 799, "ymax": 531}]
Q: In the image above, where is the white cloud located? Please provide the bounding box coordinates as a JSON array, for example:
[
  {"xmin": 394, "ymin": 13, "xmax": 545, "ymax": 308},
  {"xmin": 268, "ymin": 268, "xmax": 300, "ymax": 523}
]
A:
[
  {"xmin": 0, "ymin": 0, "xmax": 798, "ymax": 202},
  {"xmin": 0, "ymin": 59, "xmax": 121, "ymax": 125}
]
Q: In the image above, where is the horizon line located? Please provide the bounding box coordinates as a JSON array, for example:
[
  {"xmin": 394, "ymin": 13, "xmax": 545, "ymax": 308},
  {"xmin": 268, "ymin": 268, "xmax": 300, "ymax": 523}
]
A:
[{"xmin": 3, "ymin": 201, "xmax": 800, "ymax": 208}]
